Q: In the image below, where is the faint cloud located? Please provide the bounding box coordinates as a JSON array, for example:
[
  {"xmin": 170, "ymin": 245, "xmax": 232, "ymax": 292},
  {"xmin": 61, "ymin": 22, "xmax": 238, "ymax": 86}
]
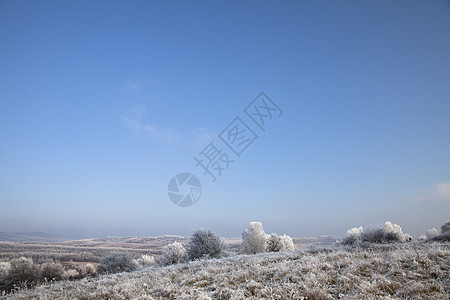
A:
[
  {"xmin": 144, "ymin": 124, "xmax": 180, "ymax": 143},
  {"xmin": 122, "ymin": 105, "xmax": 180, "ymax": 143},
  {"xmin": 121, "ymin": 103, "xmax": 212, "ymax": 146},
  {"xmin": 190, "ymin": 127, "xmax": 215, "ymax": 150},
  {"xmin": 127, "ymin": 105, "xmax": 146, "ymax": 119},
  {"xmin": 121, "ymin": 105, "xmax": 146, "ymax": 132},
  {"xmin": 417, "ymin": 181, "xmax": 450, "ymax": 203},
  {"xmin": 122, "ymin": 80, "xmax": 140, "ymax": 97},
  {"xmin": 120, "ymin": 77, "xmax": 156, "ymax": 98},
  {"xmin": 122, "ymin": 117, "xmax": 141, "ymax": 131}
]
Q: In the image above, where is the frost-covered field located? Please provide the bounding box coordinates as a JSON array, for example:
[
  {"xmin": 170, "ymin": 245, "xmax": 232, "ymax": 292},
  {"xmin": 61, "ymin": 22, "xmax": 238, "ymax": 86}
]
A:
[{"xmin": 5, "ymin": 242, "xmax": 449, "ymax": 300}]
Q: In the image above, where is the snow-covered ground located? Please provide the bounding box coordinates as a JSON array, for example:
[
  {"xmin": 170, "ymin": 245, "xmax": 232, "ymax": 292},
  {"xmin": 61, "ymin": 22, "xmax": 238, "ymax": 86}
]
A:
[{"xmin": 5, "ymin": 242, "xmax": 449, "ymax": 299}]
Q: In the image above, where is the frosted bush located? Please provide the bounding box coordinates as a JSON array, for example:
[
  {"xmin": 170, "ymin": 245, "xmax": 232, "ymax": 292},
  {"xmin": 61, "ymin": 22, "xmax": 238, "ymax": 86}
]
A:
[
  {"xmin": 441, "ymin": 220, "xmax": 450, "ymax": 235},
  {"xmin": 267, "ymin": 233, "xmax": 282, "ymax": 252},
  {"xmin": 429, "ymin": 220, "xmax": 450, "ymax": 242},
  {"xmin": 159, "ymin": 242, "xmax": 186, "ymax": 266},
  {"xmin": 344, "ymin": 222, "xmax": 411, "ymax": 244},
  {"xmin": 267, "ymin": 233, "xmax": 294, "ymax": 252},
  {"xmin": 403, "ymin": 233, "xmax": 412, "ymax": 242},
  {"xmin": 77, "ymin": 263, "xmax": 96, "ymax": 277},
  {"xmin": 138, "ymin": 254, "xmax": 155, "ymax": 267},
  {"xmin": 7, "ymin": 257, "xmax": 39, "ymax": 287},
  {"xmin": 62, "ymin": 269, "xmax": 79, "ymax": 279},
  {"xmin": 426, "ymin": 228, "xmax": 439, "ymax": 239},
  {"xmin": 0, "ymin": 262, "xmax": 11, "ymax": 284},
  {"xmin": 348, "ymin": 226, "xmax": 363, "ymax": 236},
  {"xmin": 342, "ymin": 226, "xmax": 363, "ymax": 245},
  {"xmin": 242, "ymin": 222, "xmax": 267, "ymax": 254},
  {"xmin": 361, "ymin": 222, "xmax": 410, "ymax": 243},
  {"xmin": 187, "ymin": 229, "xmax": 225, "ymax": 260},
  {"xmin": 361, "ymin": 228, "xmax": 385, "ymax": 243},
  {"xmin": 98, "ymin": 251, "xmax": 137, "ymax": 274},
  {"xmin": 41, "ymin": 260, "xmax": 64, "ymax": 281},
  {"xmin": 280, "ymin": 234, "xmax": 295, "ymax": 251},
  {"xmin": 383, "ymin": 221, "xmax": 410, "ymax": 242}
]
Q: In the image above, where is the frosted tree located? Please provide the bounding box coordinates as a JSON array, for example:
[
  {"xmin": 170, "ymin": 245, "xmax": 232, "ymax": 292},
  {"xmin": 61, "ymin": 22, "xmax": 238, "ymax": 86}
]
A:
[
  {"xmin": 342, "ymin": 226, "xmax": 363, "ymax": 245},
  {"xmin": 242, "ymin": 222, "xmax": 267, "ymax": 254},
  {"xmin": 267, "ymin": 233, "xmax": 295, "ymax": 252},
  {"xmin": 159, "ymin": 242, "xmax": 186, "ymax": 266},
  {"xmin": 418, "ymin": 234, "xmax": 427, "ymax": 241},
  {"xmin": 0, "ymin": 262, "xmax": 11, "ymax": 285},
  {"xmin": 187, "ymin": 229, "xmax": 225, "ymax": 260},
  {"xmin": 98, "ymin": 252, "xmax": 137, "ymax": 273},
  {"xmin": 343, "ymin": 222, "xmax": 410, "ymax": 244},
  {"xmin": 359, "ymin": 221, "xmax": 410, "ymax": 243},
  {"xmin": 138, "ymin": 254, "xmax": 155, "ymax": 267},
  {"xmin": 441, "ymin": 221, "xmax": 450, "ymax": 235},
  {"xmin": 41, "ymin": 260, "xmax": 64, "ymax": 281},
  {"xmin": 426, "ymin": 228, "xmax": 439, "ymax": 239},
  {"xmin": 383, "ymin": 221, "xmax": 409, "ymax": 242},
  {"xmin": 7, "ymin": 257, "xmax": 39, "ymax": 287},
  {"xmin": 267, "ymin": 233, "xmax": 282, "ymax": 252},
  {"xmin": 280, "ymin": 234, "xmax": 295, "ymax": 251}
]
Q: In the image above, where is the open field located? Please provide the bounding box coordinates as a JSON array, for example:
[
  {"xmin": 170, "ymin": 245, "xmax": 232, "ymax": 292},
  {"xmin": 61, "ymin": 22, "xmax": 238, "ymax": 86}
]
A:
[
  {"xmin": 0, "ymin": 235, "xmax": 326, "ymax": 264},
  {"xmin": 3, "ymin": 241, "xmax": 449, "ymax": 299}
]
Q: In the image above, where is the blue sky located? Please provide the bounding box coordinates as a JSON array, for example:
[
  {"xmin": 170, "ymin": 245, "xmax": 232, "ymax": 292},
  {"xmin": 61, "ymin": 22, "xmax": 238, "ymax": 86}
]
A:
[{"xmin": 1, "ymin": 0, "xmax": 449, "ymax": 238}]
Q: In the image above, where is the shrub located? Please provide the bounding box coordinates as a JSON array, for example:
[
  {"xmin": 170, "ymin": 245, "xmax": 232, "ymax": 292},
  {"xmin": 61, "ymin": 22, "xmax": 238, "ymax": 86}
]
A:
[
  {"xmin": 403, "ymin": 233, "xmax": 413, "ymax": 242},
  {"xmin": 418, "ymin": 234, "xmax": 427, "ymax": 241},
  {"xmin": 429, "ymin": 220, "xmax": 450, "ymax": 242},
  {"xmin": 280, "ymin": 234, "xmax": 295, "ymax": 251},
  {"xmin": 361, "ymin": 228, "xmax": 386, "ymax": 243},
  {"xmin": 7, "ymin": 257, "xmax": 39, "ymax": 287},
  {"xmin": 441, "ymin": 221, "xmax": 450, "ymax": 235},
  {"xmin": 138, "ymin": 254, "xmax": 155, "ymax": 267},
  {"xmin": 187, "ymin": 230, "xmax": 225, "ymax": 260},
  {"xmin": 267, "ymin": 233, "xmax": 282, "ymax": 252},
  {"xmin": 0, "ymin": 262, "xmax": 11, "ymax": 285},
  {"xmin": 426, "ymin": 228, "xmax": 439, "ymax": 240},
  {"xmin": 40, "ymin": 260, "xmax": 64, "ymax": 281},
  {"xmin": 344, "ymin": 222, "xmax": 410, "ymax": 245},
  {"xmin": 342, "ymin": 226, "xmax": 363, "ymax": 245},
  {"xmin": 242, "ymin": 222, "xmax": 267, "ymax": 254},
  {"xmin": 62, "ymin": 269, "xmax": 79, "ymax": 280},
  {"xmin": 383, "ymin": 221, "xmax": 409, "ymax": 242},
  {"xmin": 159, "ymin": 242, "xmax": 186, "ymax": 266},
  {"xmin": 267, "ymin": 233, "xmax": 295, "ymax": 252},
  {"xmin": 76, "ymin": 263, "xmax": 96, "ymax": 277},
  {"xmin": 361, "ymin": 222, "xmax": 410, "ymax": 243},
  {"xmin": 98, "ymin": 252, "xmax": 137, "ymax": 274}
]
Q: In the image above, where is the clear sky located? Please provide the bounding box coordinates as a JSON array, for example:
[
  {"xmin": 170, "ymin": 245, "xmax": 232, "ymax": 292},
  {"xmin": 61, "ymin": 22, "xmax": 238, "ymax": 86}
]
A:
[{"xmin": 1, "ymin": 0, "xmax": 449, "ymax": 238}]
